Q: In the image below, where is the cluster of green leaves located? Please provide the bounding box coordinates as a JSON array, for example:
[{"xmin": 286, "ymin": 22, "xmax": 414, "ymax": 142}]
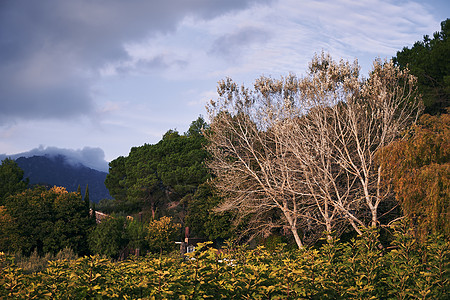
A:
[
  {"xmin": 0, "ymin": 158, "xmax": 28, "ymax": 205},
  {"xmin": 103, "ymin": 117, "xmax": 210, "ymax": 217},
  {"xmin": 88, "ymin": 215, "xmax": 182, "ymax": 258},
  {"xmin": 393, "ymin": 18, "xmax": 449, "ymax": 115},
  {"xmin": 184, "ymin": 182, "xmax": 234, "ymax": 242},
  {"xmin": 13, "ymin": 247, "xmax": 78, "ymax": 274},
  {"xmin": 1, "ymin": 223, "xmax": 448, "ymax": 299},
  {"xmin": 88, "ymin": 216, "xmax": 134, "ymax": 259},
  {"xmin": 0, "ymin": 186, "xmax": 94, "ymax": 256},
  {"xmin": 102, "ymin": 117, "xmax": 234, "ymax": 243}
]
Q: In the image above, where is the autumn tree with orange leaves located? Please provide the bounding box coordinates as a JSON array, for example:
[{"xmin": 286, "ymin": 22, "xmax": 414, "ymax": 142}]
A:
[{"xmin": 378, "ymin": 113, "xmax": 449, "ymax": 239}]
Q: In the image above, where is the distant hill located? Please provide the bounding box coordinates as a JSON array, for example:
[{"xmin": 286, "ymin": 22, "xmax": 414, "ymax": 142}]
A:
[{"xmin": 15, "ymin": 155, "xmax": 111, "ymax": 203}]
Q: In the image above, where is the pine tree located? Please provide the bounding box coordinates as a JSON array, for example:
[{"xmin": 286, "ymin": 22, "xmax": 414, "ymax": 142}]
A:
[{"xmin": 84, "ymin": 184, "xmax": 90, "ymax": 210}]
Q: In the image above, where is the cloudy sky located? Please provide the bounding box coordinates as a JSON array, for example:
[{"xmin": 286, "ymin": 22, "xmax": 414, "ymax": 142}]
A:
[{"xmin": 1, "ymin": 0, "xmax": 448, "ymax": 171}]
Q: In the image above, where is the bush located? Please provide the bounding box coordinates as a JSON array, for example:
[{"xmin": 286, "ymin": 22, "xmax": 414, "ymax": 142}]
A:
[{"xmin": 1, "ymin": 224, "xmax": 448, "ymax": 299}]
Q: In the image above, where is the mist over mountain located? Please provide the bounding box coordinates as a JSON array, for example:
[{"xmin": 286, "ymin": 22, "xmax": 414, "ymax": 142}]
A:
[
  {"xmin": 14, "ymin": 155, "xmax": 111, "ymax": 203},
  {"xmin": 0, "ymin": 146, "xmax": 109, "ymax": 172}
]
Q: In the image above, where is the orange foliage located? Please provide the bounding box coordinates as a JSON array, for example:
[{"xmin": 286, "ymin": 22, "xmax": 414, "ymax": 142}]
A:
[
  {"xmin": 50, "ymin": 186, "xmax": 69, "ymax": 194},
  {"xmin": 378, "ymin": 113, "xmax": 449, "ymax": 238}
]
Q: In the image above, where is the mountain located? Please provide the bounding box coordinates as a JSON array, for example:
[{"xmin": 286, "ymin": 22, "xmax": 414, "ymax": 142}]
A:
[{"xmin": 15, "ymin": 155, "xmax": 111, "ymax": 203}]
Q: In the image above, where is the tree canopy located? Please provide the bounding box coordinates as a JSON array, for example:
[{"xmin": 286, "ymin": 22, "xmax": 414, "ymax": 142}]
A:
[
  {"xmin": 206, "ymin": 53, "xmax": 422, "ymax": 248},
  {"xmin": 1, "ymin": 186, "xmax": 94, "ymax": 255},
  {"xmin": 378, "ymin": 113, "xmax": 449, "ymax": 239},
  {"xmin": 104, "ymin": 117, "xmax": 210, "ymax": 222},
  {"xmin": 0, "ymin": 158, "xmax": 28, "ymax": 205},
  {"xmin": 393, "ymin": 18, "xmax": 450, "ymax": 115}
]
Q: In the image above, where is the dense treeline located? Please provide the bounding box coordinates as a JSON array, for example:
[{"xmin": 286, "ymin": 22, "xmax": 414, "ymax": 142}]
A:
[
  {"xmin": 101, "ymin": 116, "xmax": 234, "ymax": 244},
  {"xmin": 103, "ymin": 118, "xmax": 209, "ymax": 218}
]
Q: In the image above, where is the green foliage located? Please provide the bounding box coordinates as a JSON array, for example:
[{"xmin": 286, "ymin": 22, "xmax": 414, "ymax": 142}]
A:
[
  {"xmin": 384, "ymin": 220, "xmax": 450, "ymax": 299},
  {"xmin": 0, "ymin": 158, "xmax": 28, "ymax": 205},
  {"xmin": 104, "ymin": 156, "xmax": 127, "ymax": 203},
  {"xmin": 0, "ymin": 206, "xmax": 20, "ymax": 252},
  {"xmin": 88, "ymin": 216, "xmax": 130, "ymax": 259},
  {"xmin": 1, "ymin": 186, "xmax": 94, "ymax": 256},
  {"xmin": 13, "ymin": 247, "xmax": 78, "ymax": 274},
  {"xmin": 104, "ymin": 116, "xmax": 210, "ymax": 221},
  {"xmin": 126, "ymin": 219, "xmax": 149, "ymax": 254},
  {"xmin": 185, "ymin": 182, "xmax": 234, "ymax": 241},
  {"xmin": 1, "ymin": 225, "xmax": 448, "ymax": 299},
  {"xmin": 393, "ymin": 19, "xmax": 450, "ymax": 114}
]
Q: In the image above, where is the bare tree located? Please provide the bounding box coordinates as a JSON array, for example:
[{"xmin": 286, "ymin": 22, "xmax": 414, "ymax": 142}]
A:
[
  {"xmin": 332, "ymin": 59, "xmax": 423, "ymax": 227},
  {"xmin": 206, "ymin": 78, "xmax": 314, "ymax": 248},
  {"xmin": 206, "ymin": 53, "xmax": 422, "ymax": 248}
]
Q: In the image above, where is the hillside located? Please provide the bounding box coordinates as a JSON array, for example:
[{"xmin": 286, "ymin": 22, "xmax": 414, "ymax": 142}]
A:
[{"xmin": 15, "ymin": 155, "xmax": 111, "ymax": 203}]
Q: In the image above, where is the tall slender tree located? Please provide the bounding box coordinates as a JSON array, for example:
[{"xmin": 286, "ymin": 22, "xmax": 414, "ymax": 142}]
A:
[{"xmin": 0, "ymin": 158, "xmax": 28, "ymax": 205}]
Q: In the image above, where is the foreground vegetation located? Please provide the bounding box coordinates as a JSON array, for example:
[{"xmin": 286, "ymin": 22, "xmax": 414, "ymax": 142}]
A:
[{"xmin": 1, "ymin": 223, "xmax": 448, "ymax": 299}]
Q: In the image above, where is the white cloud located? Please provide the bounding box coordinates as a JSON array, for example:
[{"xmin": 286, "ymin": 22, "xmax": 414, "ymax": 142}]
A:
[{"xmin": 114, "ymin": 0, "xmax": 437, "ymax": 82}]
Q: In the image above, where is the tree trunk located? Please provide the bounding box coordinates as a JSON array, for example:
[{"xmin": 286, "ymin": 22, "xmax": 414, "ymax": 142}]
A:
[
  {"xmin": 291, "ymin": 226, "xmax": 303, "ymax": 249},
  {"xmin": 284, "ymin": 209, "xmax": 303, "ymax": 249}
]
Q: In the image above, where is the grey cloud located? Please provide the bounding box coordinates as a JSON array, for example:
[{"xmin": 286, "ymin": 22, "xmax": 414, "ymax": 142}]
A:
[
  {"xmin": 0, "ymin": 0, "xmax": 268, "ymax": 124},
  {"xmin": 209, "ymin": 27, "xmax": 271, "ymax": 60},
  {"xmin": 0, "ymin": 146, "xmax": 109, "ymax": 172},
  {"xmin": 0, "ymin": 76, "xmax": 93, "ymax": 124},
  {"xmin": 116, "ymin": 56, "xmax": 189, "ymax": 75}
]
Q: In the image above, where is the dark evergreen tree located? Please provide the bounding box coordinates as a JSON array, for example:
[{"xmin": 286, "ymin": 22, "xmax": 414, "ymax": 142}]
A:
[
  {"xmin": 0, "ymin": 158, "xmax": 28, "ymax": 205},
  {"xmin": 84, "ymin": 184, "xmax": 90, "ymax": 204},
  {"xmin": 393, "ymin": 19, "xmax": 450, "ymax": 114},
  {"xmin": 88, "ymin": 216, "xmax": 130, "ymax": 259},
  {"xmin": 104, "ymin": 117, "xmax": 210, "ymax": 221},
  {"xmin": 185, "ymin": 182, "xmax": 234, "ymax": 242}
]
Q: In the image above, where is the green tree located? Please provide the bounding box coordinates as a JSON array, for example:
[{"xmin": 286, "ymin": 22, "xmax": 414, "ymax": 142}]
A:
[
  {"xmin": 0, "ymin": 206, "xmax": 20, "ymax": 251},
  {"xmin": 2, "ymin": 186, "xmax": 94, "ymax": 255},
  {"xmin": 185, "ymin": 115, "xmax": 209, "ymax": 137},
  {"xmin": 0, "ymin": 158, "xmax": 28, "ymax": 205},
  {"xmin": 185, "ymin": 182, "xmax": 233, "ymax": 242},
  {"xmin": 88, "ymin": 216, "xmax": 130, "ymax": 258},
  {"xmin": 104, "ymin": 156, "xmax": 127, "ymax": 202},
  {"xmin": 83, "ymin": 184, "xmax": 90, "ymax": 210},
  {"xmin": 393, "ymin": 18, "xmax": 450, "ymax": 114},
  {"xmin": 104, "ymin": 117, "xmax": 210, "ymax": 220},
  {"xmin": 126, "ymin": 219, "xmax": 148, "ymax": 254}
]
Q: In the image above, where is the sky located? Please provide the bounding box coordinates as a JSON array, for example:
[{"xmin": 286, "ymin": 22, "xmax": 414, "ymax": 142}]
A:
[{"xmin": 0, "ymin": 0, "xmax": 448, "ymax": 171}]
